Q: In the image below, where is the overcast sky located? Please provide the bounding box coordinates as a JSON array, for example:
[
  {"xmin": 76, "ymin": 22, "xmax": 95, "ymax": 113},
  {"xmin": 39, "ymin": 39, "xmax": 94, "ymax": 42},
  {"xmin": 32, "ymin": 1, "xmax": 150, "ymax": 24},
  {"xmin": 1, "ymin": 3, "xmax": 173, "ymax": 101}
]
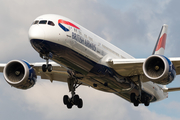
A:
[{"xmin": 0, "ymin": 0, "xmax": 180, "ymax": 120}]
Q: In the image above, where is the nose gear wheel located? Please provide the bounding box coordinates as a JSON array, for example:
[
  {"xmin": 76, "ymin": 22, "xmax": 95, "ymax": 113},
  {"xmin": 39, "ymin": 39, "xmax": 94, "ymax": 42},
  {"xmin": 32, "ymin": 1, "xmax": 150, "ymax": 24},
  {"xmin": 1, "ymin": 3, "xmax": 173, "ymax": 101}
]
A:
[{"xmin": 40, "ymin": 53, "xmax": 53, "ymax": 72}]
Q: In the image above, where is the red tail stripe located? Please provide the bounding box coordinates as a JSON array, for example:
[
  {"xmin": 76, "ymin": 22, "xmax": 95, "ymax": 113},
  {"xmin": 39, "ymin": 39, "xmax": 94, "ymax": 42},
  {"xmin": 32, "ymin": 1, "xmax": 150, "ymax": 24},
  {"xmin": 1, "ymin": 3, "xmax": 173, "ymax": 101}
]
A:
[
  {"xmin": 58, "ymin": 19, "xmax": 80, "ymax": 29},
  {"xmin": 155, "ymin": 33, "xmax": 167, "ymax": 51}
]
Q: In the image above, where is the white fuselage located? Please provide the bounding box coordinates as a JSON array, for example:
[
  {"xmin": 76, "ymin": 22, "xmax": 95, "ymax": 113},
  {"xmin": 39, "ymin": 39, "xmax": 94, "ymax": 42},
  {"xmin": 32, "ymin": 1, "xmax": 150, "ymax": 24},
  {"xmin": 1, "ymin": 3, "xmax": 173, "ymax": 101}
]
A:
[{"xmin": 29, "ymin": 14, "xmax": 167, "ymax": 103}]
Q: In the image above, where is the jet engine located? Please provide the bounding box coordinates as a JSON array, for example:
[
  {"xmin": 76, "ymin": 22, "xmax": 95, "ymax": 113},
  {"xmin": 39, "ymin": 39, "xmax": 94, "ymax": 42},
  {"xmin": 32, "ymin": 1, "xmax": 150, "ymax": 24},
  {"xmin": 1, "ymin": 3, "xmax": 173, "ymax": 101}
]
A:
[
  {"xmin": 143, "ymin": 55, "xmax": 176, "ymax": 85},
  {"xmin": 3, "ymin": 60, "xmax": 37, "ymax": 89}
]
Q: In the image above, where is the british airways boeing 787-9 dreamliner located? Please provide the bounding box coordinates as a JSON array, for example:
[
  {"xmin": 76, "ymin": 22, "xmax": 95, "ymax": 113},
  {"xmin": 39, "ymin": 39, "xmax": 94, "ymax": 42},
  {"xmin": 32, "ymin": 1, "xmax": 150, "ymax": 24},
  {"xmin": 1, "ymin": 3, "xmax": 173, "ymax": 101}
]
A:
[{"xmin": 1, "ymin": 14, "xmax": 180, "ymax": 109}]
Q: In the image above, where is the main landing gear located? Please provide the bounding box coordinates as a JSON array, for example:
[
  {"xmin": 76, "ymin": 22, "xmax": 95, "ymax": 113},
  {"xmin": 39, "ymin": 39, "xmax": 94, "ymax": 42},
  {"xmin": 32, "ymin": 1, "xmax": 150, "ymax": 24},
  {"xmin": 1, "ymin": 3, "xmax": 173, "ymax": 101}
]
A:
[
  {"xmin": 63, "ymin": 71, "xmax": 83, "ymax": 109},
  {"xmin": 130, "ymin": 76, "xmax": 150, "ymax": 107},
  {"xmin": 130, "ymin": 93, "xmax": 150, "ymax": 107}
]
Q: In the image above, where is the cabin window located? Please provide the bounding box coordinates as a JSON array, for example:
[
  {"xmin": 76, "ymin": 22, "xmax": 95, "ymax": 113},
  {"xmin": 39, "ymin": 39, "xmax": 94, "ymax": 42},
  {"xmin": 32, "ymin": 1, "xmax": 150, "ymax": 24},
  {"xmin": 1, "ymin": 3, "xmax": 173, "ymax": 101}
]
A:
[
  {"xmin": 74, "ymin": 28, "xmax": 77, "ymax": 32},
  {"xmin": 48, "ymin": 21, "xmax": 55, "ymax": 26},
  {"xmin": 39, "ymin": 20, "xmax": 47, "ymax": 24},
  {"xmin": 79, "ymin": 30, "xmax": 82, "ymax": 35},
  {"xmin": 88, "ymin": 37, "xmax": 93, "ymax": 41}
]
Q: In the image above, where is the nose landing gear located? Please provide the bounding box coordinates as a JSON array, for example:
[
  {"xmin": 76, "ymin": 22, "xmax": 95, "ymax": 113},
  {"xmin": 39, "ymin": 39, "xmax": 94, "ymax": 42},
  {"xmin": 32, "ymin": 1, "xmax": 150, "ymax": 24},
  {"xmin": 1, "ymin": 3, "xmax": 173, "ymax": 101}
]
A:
[
  {"xmin": 40, "ymin": 53, "xmax": 53, "ymax": 72},
  {"xmin": 42, "ymin": 61, "xmax": 52, "ymax": 72}
]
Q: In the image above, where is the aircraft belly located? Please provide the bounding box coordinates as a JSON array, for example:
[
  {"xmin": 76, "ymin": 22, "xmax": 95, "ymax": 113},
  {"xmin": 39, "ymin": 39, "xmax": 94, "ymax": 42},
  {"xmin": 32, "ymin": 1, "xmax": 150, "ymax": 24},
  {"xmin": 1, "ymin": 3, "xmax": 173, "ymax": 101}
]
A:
[{"xmin": 30, "ymin": 39, "xmax": 157, "ymax": 103}]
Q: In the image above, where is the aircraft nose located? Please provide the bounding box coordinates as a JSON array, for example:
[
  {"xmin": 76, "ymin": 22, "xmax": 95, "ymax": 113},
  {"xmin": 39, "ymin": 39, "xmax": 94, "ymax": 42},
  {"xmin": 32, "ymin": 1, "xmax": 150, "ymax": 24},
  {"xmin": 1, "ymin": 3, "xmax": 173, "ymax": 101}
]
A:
[{"xmin": 28, "ymin": 25, "xmax": 45, "ymax": 40}]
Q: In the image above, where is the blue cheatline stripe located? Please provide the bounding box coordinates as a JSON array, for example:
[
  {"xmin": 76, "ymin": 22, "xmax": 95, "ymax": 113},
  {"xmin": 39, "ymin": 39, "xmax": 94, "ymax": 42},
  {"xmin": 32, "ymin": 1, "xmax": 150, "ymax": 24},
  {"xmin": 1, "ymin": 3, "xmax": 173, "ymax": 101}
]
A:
[{"xmin": 58, "ymin": 23, "xmax": 69, "ymax": 32}]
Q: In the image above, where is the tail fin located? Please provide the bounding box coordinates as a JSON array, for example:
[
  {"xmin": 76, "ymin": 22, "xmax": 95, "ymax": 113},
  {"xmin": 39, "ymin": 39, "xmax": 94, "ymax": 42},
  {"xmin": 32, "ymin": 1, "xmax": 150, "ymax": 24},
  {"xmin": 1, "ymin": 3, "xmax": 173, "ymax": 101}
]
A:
[{"xmin": 152, "ymin": 24, "xmax": 168, "ymax": 55}]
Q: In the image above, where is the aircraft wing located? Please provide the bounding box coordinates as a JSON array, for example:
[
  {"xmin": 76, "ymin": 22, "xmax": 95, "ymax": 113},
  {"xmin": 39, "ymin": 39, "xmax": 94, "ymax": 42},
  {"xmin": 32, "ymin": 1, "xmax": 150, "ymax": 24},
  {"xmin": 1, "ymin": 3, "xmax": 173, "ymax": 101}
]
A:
[
  {"xmin": 0, "ymin": 64, "xmax": 6, "ymax": 72},
  {"xmin": 107, "ymin": 58, "xmax": 145, "ymax": 77},
  {"xmin": 108, "ymin": 57, "xmax": 180, "ymax": 77},
  {"xmin": 169, "ymin": 57, "xmax": 180, "ymax": 75},
  {"xmin": 0, "ymin": 57, "xmax": 180, "ymax": 84},
  {"xmin": 0, "ymin": 61, "xmax": 69, "ymax": 83}
]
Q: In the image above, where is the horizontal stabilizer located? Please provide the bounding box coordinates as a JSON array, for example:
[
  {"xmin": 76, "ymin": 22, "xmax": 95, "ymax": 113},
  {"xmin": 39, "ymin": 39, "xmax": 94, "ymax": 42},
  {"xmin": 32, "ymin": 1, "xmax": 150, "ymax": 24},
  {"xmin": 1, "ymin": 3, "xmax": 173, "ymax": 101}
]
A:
[{"xmin": 163, "ymin": 87, "xmax": 180, "ymax": 92}]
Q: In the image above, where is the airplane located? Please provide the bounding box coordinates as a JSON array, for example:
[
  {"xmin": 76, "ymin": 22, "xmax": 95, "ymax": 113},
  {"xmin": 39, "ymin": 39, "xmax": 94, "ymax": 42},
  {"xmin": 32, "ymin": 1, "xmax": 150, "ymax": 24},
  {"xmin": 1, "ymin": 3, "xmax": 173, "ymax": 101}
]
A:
[{"xmin": 1, "ymin": 14, "xmax": 180, "ymax": 109}]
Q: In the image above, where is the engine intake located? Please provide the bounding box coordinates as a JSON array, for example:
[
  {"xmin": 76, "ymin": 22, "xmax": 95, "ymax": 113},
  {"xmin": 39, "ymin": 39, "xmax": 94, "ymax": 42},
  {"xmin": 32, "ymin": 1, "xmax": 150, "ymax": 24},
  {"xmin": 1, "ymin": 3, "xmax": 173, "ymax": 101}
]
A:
[
  {"xmin": 143, "ymin": 55, "xmax": 176, "ymax": 85},
  {"xmin": 3, "ymin": 60, "xmax": 37, "ymax": 89}
]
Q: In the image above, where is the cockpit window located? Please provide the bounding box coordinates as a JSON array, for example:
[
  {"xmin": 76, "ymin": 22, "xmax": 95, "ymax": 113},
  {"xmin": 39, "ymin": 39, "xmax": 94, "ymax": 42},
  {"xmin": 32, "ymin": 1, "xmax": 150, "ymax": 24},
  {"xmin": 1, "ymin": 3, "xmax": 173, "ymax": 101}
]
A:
[
  {"xmin": 33, "ymin": 20, "xmax": 39, "ymax": 24},
  {"xmin": 32, "ymin": 20, "xmax": 55, "ymax": 26},
  {"xmin": 39, "ymin": 20, "xmax": 47, "ymax": 24},
  {"xmin": 48, "ymin": 21, "xmax": 55, "ymax": 26}
]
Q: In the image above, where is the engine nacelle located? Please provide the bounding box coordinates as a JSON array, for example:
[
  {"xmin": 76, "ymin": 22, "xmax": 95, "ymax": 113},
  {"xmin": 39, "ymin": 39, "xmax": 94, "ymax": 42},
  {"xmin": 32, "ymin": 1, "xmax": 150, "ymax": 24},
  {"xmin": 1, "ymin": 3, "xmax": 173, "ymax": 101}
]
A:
[
  {"xmin": 143, "ymin": 55, "xmax": 176, "ymax": 85},
  {"xmin": 3, "ymin": 60, "xmax": 37, "ymax": 89}
]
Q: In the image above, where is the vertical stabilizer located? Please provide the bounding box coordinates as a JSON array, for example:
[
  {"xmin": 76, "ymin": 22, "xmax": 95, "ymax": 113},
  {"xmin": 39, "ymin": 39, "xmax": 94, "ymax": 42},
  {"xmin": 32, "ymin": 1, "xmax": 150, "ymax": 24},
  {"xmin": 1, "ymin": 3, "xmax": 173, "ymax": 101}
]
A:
[{"xmin": 152, "ymin": 24, "xmax": 168, "ymax": 55}]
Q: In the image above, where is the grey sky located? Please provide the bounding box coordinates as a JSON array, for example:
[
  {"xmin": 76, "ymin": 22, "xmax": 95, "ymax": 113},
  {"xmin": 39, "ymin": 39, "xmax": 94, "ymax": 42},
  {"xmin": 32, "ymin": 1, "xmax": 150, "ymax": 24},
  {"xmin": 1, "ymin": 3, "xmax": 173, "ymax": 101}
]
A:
[{"xmin": 0, "ymin": 0, "xmax": 180, "ymax": 120}]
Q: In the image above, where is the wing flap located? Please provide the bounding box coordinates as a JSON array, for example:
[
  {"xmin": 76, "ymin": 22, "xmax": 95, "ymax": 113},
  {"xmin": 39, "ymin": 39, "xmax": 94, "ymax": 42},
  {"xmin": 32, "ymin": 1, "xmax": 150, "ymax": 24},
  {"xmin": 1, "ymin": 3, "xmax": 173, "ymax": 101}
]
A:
[
  {"xmin": 40, "ymin": 71, "xmax": 69, "ymax": 82},
  {"xmin": 108, "ymin": 59, "xmax": 145, "ymax": 77}
]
